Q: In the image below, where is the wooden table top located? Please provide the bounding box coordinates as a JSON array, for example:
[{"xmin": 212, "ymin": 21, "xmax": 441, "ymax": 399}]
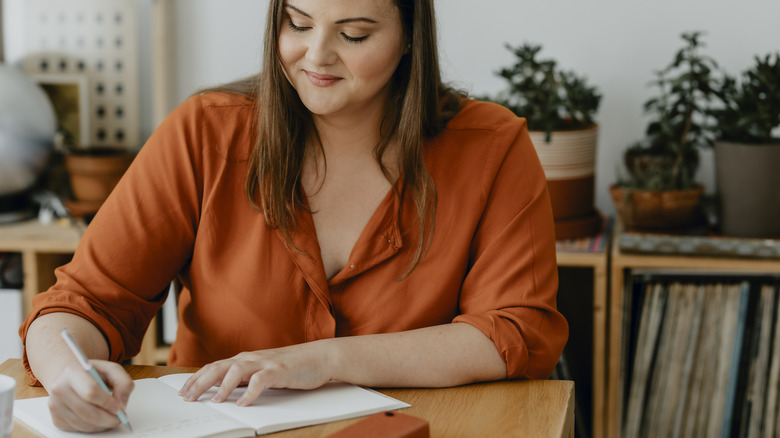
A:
[{"xmin": 2, "ymin": 358, "xmax": 574, "ymax": 438}]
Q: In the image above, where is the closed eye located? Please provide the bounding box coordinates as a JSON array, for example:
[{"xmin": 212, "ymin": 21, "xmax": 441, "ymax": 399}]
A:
[
  {"xmin": 287, "ymin": 21, "xmax": 310, "ymax": 32},
  {"xmin": 342, "ymin": 33, "xmax": 368, "ymax": 43},
  {"xmin": 287, "ymin": 21, "xmax": 366, "ymax": 44}
]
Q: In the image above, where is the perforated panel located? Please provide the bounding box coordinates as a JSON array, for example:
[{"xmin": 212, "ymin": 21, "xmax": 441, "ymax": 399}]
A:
[{"xmin": 21, "ymin": 0, "xmax": 140, "ymax": 149}]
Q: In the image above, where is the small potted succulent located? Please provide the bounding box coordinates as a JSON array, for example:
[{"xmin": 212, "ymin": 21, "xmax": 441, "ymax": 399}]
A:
[
  {"xmin": 485, "ymin": 43, "xmax": 602, "ymax": 239},
  {"xmin": 710, "ymin": 52, "xmax": 780, "ymax": 238},
  {"xmin": 610, "ymin": 31, "xmax": 724, "ymax": 230}
]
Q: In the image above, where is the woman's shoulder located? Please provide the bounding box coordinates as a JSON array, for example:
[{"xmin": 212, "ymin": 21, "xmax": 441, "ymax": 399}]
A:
[
  {"xmin": 166, "ymin": 91, "xmax": 256, "ymax": 160},
  {"xmin": 194, "ymin": 91, "xmax": 256, "ymax": 110},
  {"xmin": 173, "ymin": 91, "xmax": 256, "ymax": 124},
  {"xmin": 165, "ymin": 91, "xmax": 256, "ymax": 126},
  {"xmin": 425, "ymin": 98, "xmax": 536, "ymax": 182},
  {"xmin": 445, "ymin": 99, "xmax": 526, "ymax": 133},
  {"xmin": 429, "ymin": 99, "xmax": 529, "ymax": 154}
]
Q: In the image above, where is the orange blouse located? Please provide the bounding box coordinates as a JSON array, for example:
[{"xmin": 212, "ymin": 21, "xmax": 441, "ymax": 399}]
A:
[{"xmin": 21, "ymin": 92, "xmax": 568, "ymax": 382}]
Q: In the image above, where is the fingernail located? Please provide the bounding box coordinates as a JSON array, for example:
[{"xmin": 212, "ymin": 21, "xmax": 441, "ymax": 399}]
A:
[
  {"xmin": 211, "ymin": 394, "xmax": 222, "ymax": 403},
  {"xmin": 121, "ymin": 396, "xmax": 129, "ymax": 408},
  {"xmin": 236, "ymin": 397, "xmax": 248, "ymax": 407}
]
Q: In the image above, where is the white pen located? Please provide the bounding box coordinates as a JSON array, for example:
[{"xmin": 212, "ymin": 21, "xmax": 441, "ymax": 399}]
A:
[{"xmin": 60, "ymin": 328, "xmax": 133, "ymax": 431}]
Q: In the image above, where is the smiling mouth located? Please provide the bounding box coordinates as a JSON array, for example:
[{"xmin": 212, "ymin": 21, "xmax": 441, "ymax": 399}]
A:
[{"xmin": 305, "ymin": 71, "xmax": 342, "ymax": 87}]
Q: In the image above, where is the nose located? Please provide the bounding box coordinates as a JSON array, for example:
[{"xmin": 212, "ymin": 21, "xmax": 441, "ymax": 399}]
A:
[{"xmin": 305, "ymin": 31, "xmax": 338, "ymax": 66}]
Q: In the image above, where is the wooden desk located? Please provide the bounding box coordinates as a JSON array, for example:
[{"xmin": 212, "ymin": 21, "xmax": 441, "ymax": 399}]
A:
[{"xmin": 2, "ymin": 359, "xmax": 574, "ymax": 438}]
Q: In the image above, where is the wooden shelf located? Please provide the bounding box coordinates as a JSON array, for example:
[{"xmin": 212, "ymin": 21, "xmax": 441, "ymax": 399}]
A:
[
  {"xmin": 0, "ymin": 219, "xmax": 82, "ymax": 317},
  {"xmin": 606, "ymin": 225, "xmax": 780, "ymax": 438},
  {"xmin": 0, "ymin": 219, "xmax": 166, "ymax": 365},
  {"xmin": 556, "ymin": 227, "xmax": 611, "ymax": 438}
]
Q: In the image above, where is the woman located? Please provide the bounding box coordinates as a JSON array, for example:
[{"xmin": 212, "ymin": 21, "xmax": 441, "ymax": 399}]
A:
[{"xmin": 21, "ymin": 0, "xmax": 568, "ymax": 432}]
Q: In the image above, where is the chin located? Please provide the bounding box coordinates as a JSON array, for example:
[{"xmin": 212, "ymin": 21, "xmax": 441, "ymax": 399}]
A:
[{"xmin": 299, "ymin": 100, "xmax": 346, "ymax": 117}]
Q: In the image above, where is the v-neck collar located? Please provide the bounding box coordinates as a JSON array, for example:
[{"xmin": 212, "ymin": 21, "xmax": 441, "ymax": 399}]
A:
[{"xmin": 278, "ymin": 177, "xmax": 405, "ymax": 312}]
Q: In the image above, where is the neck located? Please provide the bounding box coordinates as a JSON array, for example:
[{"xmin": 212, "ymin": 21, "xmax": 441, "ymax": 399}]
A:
[
  {"xmin": 305, "ymin": 117, "xmax": 400, "ymax": 189},
  {"xmin": 312, "ymin": 119, "xmax": 381, "ymax": 158},
  {"xmin": 311, "ymin": 106, "xmax": 387, "ymax": 157}
]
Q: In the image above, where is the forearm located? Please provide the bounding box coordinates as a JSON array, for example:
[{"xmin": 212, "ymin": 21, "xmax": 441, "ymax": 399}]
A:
[
  {"xmin": 26, "ymin": 313, "xmax": 110, "ymax": 388},
  {"xmin": 328, "ymin": 322, "xmax": 507, "ymax": 388}
]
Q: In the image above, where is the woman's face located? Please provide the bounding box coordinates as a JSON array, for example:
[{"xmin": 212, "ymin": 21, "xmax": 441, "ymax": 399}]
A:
[{"xmin": 278, "ymin": 0, "xmax": 407, "ymax": 122}]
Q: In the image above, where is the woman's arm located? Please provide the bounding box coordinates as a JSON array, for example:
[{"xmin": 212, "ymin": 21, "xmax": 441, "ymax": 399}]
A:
[
  {"xmin": 26, "ymin": 313, "xmax": 134, "ymax": 432},
  {"xmin": 180, "ymin": 323, "xmax": 505, "ymax": 406},
  {"xmin": 26, "ymin": 313, "xmax": 110, "ymax": 384}
]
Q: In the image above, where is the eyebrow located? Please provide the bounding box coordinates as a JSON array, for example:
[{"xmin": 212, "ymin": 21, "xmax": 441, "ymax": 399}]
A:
[{"xmin": 283, "ymin": 4, "xmax": 378, "ymax": 24}]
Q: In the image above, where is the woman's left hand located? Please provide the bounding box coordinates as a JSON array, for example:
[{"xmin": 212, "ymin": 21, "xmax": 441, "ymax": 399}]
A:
[{"xmin": 178, "ymin": 341, "xmax": 335, "ymax": 406}]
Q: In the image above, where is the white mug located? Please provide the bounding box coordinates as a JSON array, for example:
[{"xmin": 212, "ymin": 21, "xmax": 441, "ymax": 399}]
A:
[{"xmin": 0, "ymin": 374, "xmax": 15, "ymax": 438}]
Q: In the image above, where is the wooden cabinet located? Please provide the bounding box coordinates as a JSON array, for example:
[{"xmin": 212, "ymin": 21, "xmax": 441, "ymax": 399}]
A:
[
  {"xmin": 606, "ymin": 226, "xmax": 780, "ymax": 438},
  {"xmin": 0, "ymin": 219, "xmax": 168, "ymax": 365},
  {"xmin": 556, "ymin": 224, "xmax": 611, "ymax": 438}
]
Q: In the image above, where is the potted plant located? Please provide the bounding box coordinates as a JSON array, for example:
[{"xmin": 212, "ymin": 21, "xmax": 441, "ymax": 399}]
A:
[
  {"xmin": 610, "ymin": 31, "xmax": 724, "ymax": 230},
  {"xmin": 710, "ymin": 53, "xmax": 780, "ymax": 238},
  {"xmin": 55, "ymin": 131, "xmax": 135, "ymax": 218},
  {"xmin": 486, "ymin": 43, "xmax": 602, "ymax": 239}
]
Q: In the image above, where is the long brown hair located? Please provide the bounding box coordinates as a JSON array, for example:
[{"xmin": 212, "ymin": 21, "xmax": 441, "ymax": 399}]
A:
[{"xmin": 217, "ymin": 0, "xmax": 465, "ymax": 277}]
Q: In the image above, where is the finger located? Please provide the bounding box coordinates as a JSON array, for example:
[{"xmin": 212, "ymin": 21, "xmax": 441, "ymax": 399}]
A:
[
  {"xmin": 181, "ymin": 362, "xmax": 230, "ymax": 402},
  {"xmin": 210, "ymin": 363, "xmax": 248, "ymax": 403},
  {"xmin": 179, "ymin": 365, "xmax": 211, "ymax": 398},
  {"xmin": 68, "ymin": 367, "xmax": 123, "ymax": 414},
  {"xmin": 237, "ymin": 370, "xmax": 276, "ymax": 407},
  {"xmin": 50, "ymin": 396, "xmax": 120, "ymax": 432},
  {"xmin": 49, "ymin": 381, "xmax": 120, "ymax": 432},
  {"xmin": 92, "ymin": 361, "xmax": 134, "ymax": 408}
]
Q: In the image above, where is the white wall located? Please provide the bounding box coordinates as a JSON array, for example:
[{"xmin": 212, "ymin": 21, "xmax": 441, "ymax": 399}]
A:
[{"xmin": 5, "ymin": 0, "xmax": 780, "ymax": 215}]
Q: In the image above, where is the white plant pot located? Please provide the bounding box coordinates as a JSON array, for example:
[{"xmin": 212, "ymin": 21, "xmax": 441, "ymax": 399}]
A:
[{"xmin": 529, "ymin": 125, "xmax": 600, "ymax": 239}]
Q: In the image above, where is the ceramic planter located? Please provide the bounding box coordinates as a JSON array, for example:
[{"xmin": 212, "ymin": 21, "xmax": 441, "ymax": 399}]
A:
[
  {"xmin": 65, "ymin": 148, "xmax": 135, "ymax": 216},
  {"xmin": 609, "ymin": 185, "xmax": 704, "ymax": 230},
  {"xmin": 715, "ymin": 140, "xmax": 780, "ymax": 238},
  {"xmin": 529, "ymin": 125, "xmax": 601, "ymax": 239}
]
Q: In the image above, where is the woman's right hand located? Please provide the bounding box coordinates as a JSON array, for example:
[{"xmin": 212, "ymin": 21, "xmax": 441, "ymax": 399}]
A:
[{"xmin": 46, "ymin": 360, "xmax": 134, "ymax": 432}]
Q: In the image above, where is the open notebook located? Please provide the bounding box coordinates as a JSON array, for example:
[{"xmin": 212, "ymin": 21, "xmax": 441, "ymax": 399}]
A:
[{"xmin": 14, "ymin": 373, "xmax": 410, "ymax": 437}]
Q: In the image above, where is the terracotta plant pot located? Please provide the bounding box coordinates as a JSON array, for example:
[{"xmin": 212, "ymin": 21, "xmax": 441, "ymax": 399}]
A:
[
  {"xmin": 529, "ymin": 125, "xmax": 601, "ymax": 239},
  {"xmin": 65, "ymin": 148, "xmax": 135, "ymax": 214},
  {"xmin": 609, "ymin": 184, "xmax": 704, "ymax": 230}
]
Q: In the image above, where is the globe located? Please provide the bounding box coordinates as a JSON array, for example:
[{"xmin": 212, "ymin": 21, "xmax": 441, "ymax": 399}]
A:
[{"xmin": 0, "ymin": 64, "xmax": 57, "ymax": 197}]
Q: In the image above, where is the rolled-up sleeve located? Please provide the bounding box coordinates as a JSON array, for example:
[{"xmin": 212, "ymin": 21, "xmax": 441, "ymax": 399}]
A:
[{"xmin": 452, "ymin": 117, "xmax": 568, "ymax": 380}]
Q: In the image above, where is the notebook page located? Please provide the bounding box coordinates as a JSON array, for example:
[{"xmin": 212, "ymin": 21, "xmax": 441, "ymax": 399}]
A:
[
  {"xmin": 158, "ymin": 374, "xmax": 411, "ymax": 434},
  {"xmin": 14, "ymin": 379, "xmax": 253, "ymax": 438}
]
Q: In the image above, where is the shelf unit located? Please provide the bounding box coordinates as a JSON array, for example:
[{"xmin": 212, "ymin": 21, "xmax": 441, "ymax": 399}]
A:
[
  {"xmin": 556, "ymin": 224, "xmax": 611, "ymax": 438},
  {"xmin": 0, "ymin": 219, "xmax": 168, "ymax": 365},
  {"xmin": 606, "ymin": 226, "xmax": 780, "ymax": 438}
]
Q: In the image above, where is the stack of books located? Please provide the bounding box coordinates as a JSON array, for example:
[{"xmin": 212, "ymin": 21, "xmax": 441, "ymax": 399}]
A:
[{"xmin": 555, "ymin": 216, "xmax": 612, "ymax": 253}]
